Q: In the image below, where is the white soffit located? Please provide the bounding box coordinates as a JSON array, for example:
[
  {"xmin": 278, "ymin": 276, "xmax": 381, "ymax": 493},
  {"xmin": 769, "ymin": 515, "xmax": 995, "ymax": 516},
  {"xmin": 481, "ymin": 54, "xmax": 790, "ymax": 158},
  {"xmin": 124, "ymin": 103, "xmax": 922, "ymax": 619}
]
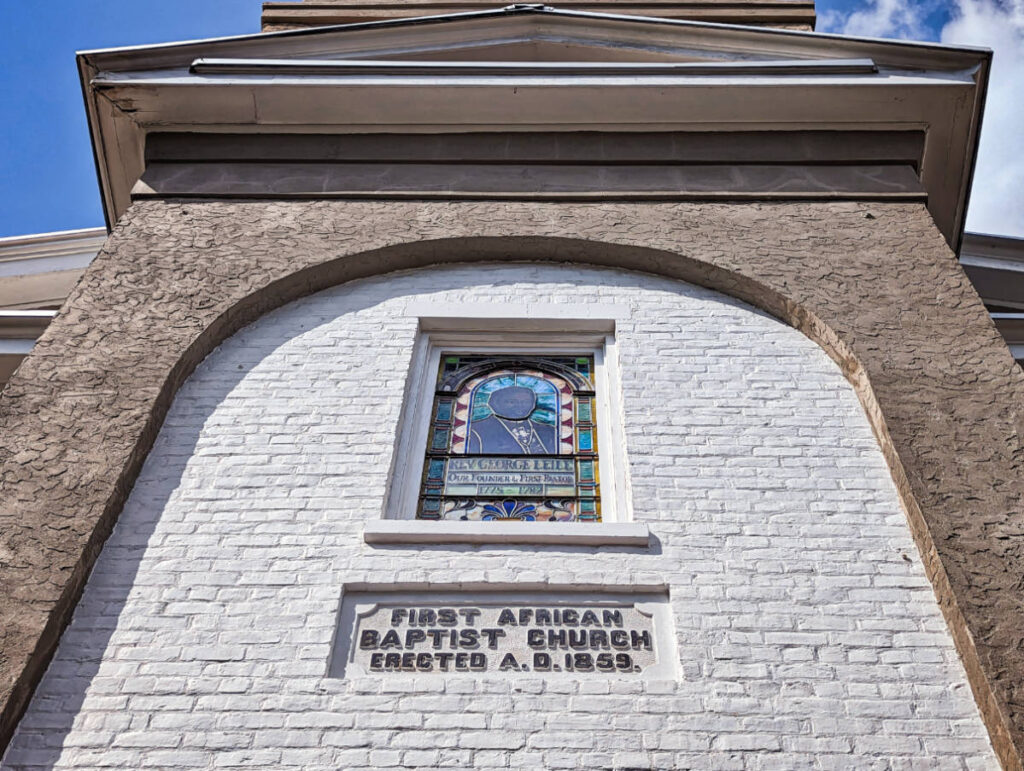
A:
[{"xmin": 77, "ymin": 6, "xmax": 990, "ymax": 247}]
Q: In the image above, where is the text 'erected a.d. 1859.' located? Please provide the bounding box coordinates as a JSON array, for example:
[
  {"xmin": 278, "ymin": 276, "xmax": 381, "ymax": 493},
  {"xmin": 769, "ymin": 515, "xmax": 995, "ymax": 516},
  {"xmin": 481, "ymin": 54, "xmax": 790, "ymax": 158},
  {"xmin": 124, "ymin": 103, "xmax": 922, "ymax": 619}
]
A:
[{"xmin": 330, "ymin": 592, "xmax": 674, "ymax": 679}]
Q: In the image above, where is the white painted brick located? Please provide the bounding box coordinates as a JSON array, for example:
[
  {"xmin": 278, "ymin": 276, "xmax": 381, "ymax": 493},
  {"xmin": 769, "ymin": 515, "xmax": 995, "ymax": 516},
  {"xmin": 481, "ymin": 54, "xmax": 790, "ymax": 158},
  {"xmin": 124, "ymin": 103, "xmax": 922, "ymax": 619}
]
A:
[
  {"xmin": 459, "ymin": 732, "xmax": 527, "ymax": 750},
  {"xmin": 367, "ymin": 750, "xmax": 403, "ymax": 766},
  {"xmin": 400, "ymin": 749, "xmax": 442, "ymax": 767},
  {"xmin": 1, "ymin": 264, "xmax": 998, "ymax": 770}
]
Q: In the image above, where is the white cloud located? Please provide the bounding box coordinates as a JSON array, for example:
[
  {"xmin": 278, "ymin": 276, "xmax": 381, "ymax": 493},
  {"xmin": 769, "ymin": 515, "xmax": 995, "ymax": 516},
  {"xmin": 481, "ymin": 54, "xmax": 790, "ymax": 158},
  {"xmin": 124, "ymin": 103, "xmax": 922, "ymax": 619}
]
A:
[
  {"xmin": 941, "ymin": 0, "xmax": 1024, "ymax": 236},
  {"xmin": 820, "ymin": 0, "xmax": 1024, "ymax": 237},
  {"xmin": 824, "ymin": 0, "xmax": 933, "ymax": 39}
]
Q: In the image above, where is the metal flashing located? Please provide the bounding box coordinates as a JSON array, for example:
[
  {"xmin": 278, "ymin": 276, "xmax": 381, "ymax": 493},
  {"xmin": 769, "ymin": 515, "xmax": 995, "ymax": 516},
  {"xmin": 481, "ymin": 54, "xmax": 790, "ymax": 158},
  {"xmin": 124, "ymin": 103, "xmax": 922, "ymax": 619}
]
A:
[{"xmin": 188, "ymin": 55, "xmax": 878, "ymax": 76}]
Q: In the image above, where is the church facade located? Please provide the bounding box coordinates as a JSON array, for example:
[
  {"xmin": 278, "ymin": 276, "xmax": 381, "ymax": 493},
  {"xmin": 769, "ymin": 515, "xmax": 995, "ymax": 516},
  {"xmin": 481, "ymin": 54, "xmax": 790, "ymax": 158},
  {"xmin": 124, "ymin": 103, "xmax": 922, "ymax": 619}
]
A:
[{"xmin": 2, "ymin": 2, "xmax": 1024, "ymax": 769}]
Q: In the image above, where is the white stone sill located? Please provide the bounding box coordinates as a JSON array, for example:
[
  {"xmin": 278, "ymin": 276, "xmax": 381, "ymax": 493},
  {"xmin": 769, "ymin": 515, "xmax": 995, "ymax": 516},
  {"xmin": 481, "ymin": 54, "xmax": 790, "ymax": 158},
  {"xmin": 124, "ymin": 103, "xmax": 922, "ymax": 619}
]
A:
[{"xmin": 363, "ymin": 521, "xmax": 650, "ymax": 547}]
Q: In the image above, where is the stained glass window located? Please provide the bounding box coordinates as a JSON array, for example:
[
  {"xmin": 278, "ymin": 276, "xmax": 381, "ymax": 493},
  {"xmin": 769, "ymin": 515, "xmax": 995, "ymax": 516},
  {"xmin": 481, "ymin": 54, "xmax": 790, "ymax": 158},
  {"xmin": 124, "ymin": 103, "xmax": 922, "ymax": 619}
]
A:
[{"xmin": 418, "ymin": 354, "xmax": 600, "ymax": 522}]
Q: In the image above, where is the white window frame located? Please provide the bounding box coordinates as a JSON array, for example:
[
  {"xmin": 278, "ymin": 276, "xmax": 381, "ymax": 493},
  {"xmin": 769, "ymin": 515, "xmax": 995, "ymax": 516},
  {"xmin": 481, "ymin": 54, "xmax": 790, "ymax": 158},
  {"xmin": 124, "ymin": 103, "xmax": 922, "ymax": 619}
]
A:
[{"xmin": 370, "ymin": 311, "xmax": 643, "ymax": 545}]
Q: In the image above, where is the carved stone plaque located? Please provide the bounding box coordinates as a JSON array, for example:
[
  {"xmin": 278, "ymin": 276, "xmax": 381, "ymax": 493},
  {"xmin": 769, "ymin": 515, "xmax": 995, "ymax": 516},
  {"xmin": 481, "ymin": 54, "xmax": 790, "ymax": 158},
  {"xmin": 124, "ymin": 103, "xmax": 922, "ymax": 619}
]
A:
[{"xmin": 330, "ymin": 590, "xmax": 675, "ymax": 679}]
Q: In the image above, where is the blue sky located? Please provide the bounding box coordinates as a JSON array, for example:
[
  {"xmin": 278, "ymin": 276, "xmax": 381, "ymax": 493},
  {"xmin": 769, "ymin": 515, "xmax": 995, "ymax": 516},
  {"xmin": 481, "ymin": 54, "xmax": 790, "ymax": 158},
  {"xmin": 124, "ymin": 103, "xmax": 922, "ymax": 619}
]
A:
[
  {"xmin": 0, "ymin": 1, "xmax": 259, "ymax": 238},
  {"xmin": 0, "ymin": 0, "xmax": 1020, "ymax": 239}
]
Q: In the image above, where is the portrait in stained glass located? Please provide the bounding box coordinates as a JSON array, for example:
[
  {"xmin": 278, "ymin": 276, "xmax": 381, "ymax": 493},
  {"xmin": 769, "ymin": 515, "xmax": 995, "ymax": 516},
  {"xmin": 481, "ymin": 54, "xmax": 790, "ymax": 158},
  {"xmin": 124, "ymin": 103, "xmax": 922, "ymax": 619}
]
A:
[
  {"xmin": 418, "ymin": 354, "xmax": 600, "ymax": 523},
  {"xmin": 466, "ymin": 374, "xmax": 558, "ymax": 454}
]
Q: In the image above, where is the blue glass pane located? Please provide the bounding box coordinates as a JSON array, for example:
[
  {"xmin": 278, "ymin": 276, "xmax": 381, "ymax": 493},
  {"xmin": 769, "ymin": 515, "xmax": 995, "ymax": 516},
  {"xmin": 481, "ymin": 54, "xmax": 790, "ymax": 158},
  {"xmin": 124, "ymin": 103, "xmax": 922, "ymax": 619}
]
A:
[{"xmin": 467, "ymin": 375, "xmax": 560, "ymax": 454}]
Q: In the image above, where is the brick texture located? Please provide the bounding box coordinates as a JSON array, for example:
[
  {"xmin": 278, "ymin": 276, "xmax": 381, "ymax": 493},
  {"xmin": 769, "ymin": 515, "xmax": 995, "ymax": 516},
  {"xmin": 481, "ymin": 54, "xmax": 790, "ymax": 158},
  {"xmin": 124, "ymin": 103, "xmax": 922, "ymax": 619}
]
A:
[
  {"xmin": 0, "ymin": 201, "xmax": 1022, "ymax": 767},
  {"xmin": 2, "ymin": 263, "xmax": 999, "ymax": 769}
]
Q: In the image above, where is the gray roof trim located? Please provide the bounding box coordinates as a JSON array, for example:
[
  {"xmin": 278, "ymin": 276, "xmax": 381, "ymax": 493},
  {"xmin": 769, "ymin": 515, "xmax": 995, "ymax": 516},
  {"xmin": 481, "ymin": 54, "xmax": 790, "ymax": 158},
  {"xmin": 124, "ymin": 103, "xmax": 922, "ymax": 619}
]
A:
[{"xmin": 961, "ymin": 233, "xmax": 1024, "ymax": 265}]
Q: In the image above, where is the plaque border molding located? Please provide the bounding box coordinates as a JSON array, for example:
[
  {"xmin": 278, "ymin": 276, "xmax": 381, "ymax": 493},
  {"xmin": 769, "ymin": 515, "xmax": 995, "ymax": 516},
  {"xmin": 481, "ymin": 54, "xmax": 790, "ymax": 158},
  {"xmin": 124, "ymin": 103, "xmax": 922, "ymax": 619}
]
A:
[{"xmin": 329, "ymin": 587, "xmax": 677, "ymax": 681}]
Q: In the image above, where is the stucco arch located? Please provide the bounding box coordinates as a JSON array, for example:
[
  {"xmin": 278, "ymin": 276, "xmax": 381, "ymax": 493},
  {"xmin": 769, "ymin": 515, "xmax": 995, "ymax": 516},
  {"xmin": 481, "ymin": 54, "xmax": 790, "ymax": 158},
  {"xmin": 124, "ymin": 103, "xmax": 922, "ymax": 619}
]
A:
[{"xmin": 1, "ymin": 199, "xmax": 1022, "ymax": 766}]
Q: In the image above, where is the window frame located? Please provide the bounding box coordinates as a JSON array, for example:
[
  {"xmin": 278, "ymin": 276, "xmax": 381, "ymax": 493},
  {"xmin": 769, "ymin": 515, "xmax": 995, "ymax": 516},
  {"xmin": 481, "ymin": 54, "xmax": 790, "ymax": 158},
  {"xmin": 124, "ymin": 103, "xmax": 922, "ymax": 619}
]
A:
[{"xmin": 384, "ymin": 323, "xmax": 631, "ymax": 525}]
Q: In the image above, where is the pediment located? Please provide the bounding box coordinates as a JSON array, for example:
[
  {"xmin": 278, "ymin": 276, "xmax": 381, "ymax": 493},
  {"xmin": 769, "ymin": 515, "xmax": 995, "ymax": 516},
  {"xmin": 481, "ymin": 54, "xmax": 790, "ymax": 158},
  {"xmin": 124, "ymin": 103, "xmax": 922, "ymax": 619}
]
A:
[{"xmin": 80, "ymin": 7, "xmax": 987, "ymax": 74}]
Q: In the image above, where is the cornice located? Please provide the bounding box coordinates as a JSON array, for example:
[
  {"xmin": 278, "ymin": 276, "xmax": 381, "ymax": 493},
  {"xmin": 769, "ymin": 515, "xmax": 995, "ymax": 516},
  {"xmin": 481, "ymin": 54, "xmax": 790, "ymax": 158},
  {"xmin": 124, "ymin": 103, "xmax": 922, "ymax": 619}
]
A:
[
  {"xmin": 0, "ymin": 228, "xmax": 107, "ymax": 262},
  {"xmin": 76, "ymin": 5, "xmax": 991, "ymax": 249},
  {"xmin": 0, "ymin": 228, "xmax": 106, "ymax": 277}
]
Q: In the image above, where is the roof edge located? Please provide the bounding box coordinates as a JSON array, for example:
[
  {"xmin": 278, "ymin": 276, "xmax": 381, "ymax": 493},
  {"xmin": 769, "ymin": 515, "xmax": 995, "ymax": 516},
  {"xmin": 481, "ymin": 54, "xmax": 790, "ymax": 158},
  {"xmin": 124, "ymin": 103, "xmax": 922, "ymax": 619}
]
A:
[{"xmin": 76, "ymin": 4, "xmax": 992, "ymax": 68}]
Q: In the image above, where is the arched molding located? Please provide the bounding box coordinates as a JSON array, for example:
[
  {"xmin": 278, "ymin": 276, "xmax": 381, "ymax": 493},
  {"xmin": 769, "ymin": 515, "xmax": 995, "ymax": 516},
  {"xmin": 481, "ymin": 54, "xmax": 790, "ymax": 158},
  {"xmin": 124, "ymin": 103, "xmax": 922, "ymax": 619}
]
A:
[
  {"xmin": 439, "ymin": 357, "xmax": 592, "ymax": 394},
  {"xmin": 0, "ymin": 200, "xmax": 1022, "ymax": 768}
]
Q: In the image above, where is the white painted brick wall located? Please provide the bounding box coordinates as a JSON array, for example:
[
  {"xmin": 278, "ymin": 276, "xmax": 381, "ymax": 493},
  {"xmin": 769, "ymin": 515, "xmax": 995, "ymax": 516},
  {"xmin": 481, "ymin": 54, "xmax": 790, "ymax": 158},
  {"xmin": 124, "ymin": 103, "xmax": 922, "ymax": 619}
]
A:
[{"xmin": 3, "ymin": 264, "xmax": 997, "ymax": 770}]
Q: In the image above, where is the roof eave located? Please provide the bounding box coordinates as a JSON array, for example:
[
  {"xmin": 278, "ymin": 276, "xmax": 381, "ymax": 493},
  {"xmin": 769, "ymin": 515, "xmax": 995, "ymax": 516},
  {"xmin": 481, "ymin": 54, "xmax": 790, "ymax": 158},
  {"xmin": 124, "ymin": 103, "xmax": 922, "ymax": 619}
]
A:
[{"xmin": 77, "ymin": 6, "xmax": 992, "ymax": 248}]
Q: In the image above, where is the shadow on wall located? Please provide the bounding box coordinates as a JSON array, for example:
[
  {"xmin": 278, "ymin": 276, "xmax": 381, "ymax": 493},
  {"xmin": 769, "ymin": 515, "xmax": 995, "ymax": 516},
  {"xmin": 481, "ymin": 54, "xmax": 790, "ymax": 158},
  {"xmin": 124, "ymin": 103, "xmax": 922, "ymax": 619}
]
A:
[
  {"xmin": 2, "ymin": 366, "xmax": 250, "ymax": 770},
  {"xmin": 3, "ymin": 275, "xmax": 365, "ymax": 768}
]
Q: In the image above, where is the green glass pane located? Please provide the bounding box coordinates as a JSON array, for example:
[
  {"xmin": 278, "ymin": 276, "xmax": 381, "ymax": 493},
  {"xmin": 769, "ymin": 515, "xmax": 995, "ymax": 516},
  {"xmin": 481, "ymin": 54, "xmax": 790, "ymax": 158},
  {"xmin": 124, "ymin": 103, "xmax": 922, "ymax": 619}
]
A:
[
  {"xmin": 435, "ymin": 399, "xmax": 453, "ymax": 422},
  {"xmin": 577, "ymin": 399, "xmax": 592, "ymax": 423},
  {"xmin": 578, "ymin": 460, "xmax": 595, "ymax": 482}
]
